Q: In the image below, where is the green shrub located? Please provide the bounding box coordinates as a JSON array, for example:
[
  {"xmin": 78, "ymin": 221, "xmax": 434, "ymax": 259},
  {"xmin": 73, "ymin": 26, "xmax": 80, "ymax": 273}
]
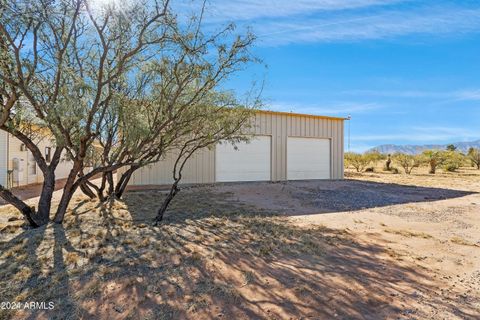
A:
[
  {"xmin": 467, "ymin": 148, "xmax": 480, "ymax": 170},
  {"xmin": 392, "ymin": 153, "xmax": 423, "ymax": 174},
  {"xmin": 345, "ymin": 152, "xmax": 371, "ymax": 172},
  {"xmin": 421, "ymin": 150, "xmax": 448, "ymax": 174},
  {"xmin": 442, "ymin": 151, "xmax": 465, "ymax": 172}
]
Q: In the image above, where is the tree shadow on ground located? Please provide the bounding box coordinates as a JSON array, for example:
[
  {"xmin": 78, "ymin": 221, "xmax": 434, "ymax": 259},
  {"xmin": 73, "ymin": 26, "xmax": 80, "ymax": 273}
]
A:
[
  {"xmin": 0, "ymin": 185, "xmax": 478, "ymax": 319},
  {"xmin": 0, "ymin": 221, "xmax": 99, "ymax": 320},
  {"xmin": 119, "ymin": 187, "xmax": 478, "ymax": 319},
  {"xmin": 166, "ymin": 179, "xmax": 475, "ymax": 216}
]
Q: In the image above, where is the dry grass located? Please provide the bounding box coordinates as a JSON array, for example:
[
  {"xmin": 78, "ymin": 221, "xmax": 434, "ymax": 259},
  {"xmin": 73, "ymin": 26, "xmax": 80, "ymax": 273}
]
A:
[
  {"xmin": 384, "ymin": 228, "xmax": 433, "ymax": 239},
  {"xmin": 450, "ymin": 236, "xmax": 479, "ymax": 247},
  {"xmin": 0, "ymin": 171, "xmax": 479, "ymax": 319},
  {"xmin": 0, "ymin": 189, "xmax": 354, "ymax": 319}
]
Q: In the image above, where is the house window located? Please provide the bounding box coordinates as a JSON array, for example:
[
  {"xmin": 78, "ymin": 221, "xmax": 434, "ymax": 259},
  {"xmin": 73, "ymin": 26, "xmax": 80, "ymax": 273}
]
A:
[{"xmin": 45, "ymin": 147, "xmax": 52, "ymax": 163}]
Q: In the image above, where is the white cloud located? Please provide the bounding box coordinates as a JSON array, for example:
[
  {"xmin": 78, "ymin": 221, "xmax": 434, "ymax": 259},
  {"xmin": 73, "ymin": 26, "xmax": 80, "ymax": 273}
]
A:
[
  {"xmin": 177, "ymin": 1, "xmax": 480, "ymax": 46},
  {"xmin": 255, "ymin": 7, "xmax": 480, "ymax": 45},
  {"xmin": 201, "ymin": 0, "xmax": 402, "ymax": 22},
  {"xmin": 454, "ymin": 89, "xmax": 480, "ymax": 101}
]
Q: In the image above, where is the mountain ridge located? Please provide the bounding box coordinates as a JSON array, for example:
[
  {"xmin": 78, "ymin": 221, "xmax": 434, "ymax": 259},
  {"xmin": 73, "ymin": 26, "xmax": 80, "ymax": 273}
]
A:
[{"xmin": 368, "ymin": 140, "xmax": 480, "ymax": 155}]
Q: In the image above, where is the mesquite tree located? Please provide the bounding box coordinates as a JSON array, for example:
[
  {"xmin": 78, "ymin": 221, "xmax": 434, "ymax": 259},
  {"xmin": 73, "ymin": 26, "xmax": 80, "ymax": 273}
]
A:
[
  {"xmin": 78, "ymin": 5, "xmax": 257, "ymax": 203},
  {"xmin": 344, "ymin": 152, "xmax": 371, "ymax": 172},
  {"xmin": 153, "ymin": 94, "xmax": 256, "ymax": 224},
  {"xmin": 422, "ymin": 150, "xmax": 448, "ymax": 174},
  {"xmin": 1, "ymin": 0, "xmax": 173, "ymax": 225},
  {"xmin": 467, "ymin": 148, "xmax": 480, "ymax": 170},
  {"xmin": 0, "ymin": 1, "xmax": 73, "ymax": 226},
  {"xmin": 393, "ymin": 153, "xmax": 422, "ymax": 174},
  {"xmin": 1, "ymin": 0, "xmax": 257, "ymax": 226}
]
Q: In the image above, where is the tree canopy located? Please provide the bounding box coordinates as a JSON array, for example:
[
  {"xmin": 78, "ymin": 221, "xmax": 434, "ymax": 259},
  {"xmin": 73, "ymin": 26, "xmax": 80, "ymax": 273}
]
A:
[{"xmin": 0, "ymin": 0, "xmax": 260, "ymax": 227}]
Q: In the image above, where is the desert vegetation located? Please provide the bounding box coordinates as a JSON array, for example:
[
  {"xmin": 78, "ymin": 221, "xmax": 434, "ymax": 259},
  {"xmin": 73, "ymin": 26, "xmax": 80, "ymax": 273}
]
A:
[{"xmin": 345, "ymin": 147, "xmax": 477, "ymax": 175}]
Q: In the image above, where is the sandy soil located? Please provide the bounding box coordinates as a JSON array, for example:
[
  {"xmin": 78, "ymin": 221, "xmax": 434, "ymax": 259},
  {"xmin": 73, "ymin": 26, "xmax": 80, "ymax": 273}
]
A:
[{"xmin": 0, "ymin": 167, "xmax": 479, "ymax": 319}]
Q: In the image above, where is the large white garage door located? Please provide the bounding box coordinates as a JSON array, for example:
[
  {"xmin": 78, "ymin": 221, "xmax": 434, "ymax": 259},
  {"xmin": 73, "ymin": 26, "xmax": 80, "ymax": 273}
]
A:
[
  {"xmin": 287, "ymin": 137, "xmax": 330, "ymax": 180},
  {"xmin": 216, "ymin": 136, "xmax": 271, "ymax": 182}
]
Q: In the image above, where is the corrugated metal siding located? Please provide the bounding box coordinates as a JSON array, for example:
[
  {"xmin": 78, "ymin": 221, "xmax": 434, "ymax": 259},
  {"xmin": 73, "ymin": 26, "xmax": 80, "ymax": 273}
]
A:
[
  {"xmin": 130, "ymin": 148, "xmax": 215, "ymax": 186},
  {"xmin": 0, "ymin": 131, "xmax": 7, "ymax": 186},
  {"xmin": 252, "ymin": 113, "xmax": 344, "ymax": 181},
  {"xmin": 126, "ymin": 112, "xmax": 345, "ymax": 185}
]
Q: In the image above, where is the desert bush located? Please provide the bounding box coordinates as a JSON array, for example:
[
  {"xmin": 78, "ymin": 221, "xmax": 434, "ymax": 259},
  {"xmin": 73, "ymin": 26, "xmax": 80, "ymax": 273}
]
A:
[
  {"xmin": 364, "ymin": 151, "xmax": 385, "ymax": 166},
  {"xmin": 467, "ymin": 148, "xmax": 480, "ymax": 170},
  {"xmin": 421, "ymin": 150, "xmax": 448, "ymax": 174},
  {"xmin": 442, "ymin": 151, "xmax": 465, "ymax": 172},
  {"xmin": 393, "ymin": 153, "xmax": 422, "ymax": 174},
  {"xmin": 443, "ymin": 151, "xmax": 465, "ymax": 172},
  {"xmin": 345, "ymin": 152, "xmax": 371, "ymax": 172}
]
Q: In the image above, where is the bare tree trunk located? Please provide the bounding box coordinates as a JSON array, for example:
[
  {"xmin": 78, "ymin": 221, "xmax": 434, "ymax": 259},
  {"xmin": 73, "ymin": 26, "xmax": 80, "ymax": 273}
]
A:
[
  {"xmin": 154, "ymin": 179, "xmax": 180, "ymax": 225},
  {"xmin": 53, "ymin": 162, "xmax": 82, "ymax": 224},
  {"xmin": 429, "ymin": 160, "xmax": 436, "ymax": 174},
  {"xmin": 106, "ymin": 171, "xmax": 114, "ymax": 197},
  {"xmin": 114, "ymin": 165, "xmax": 138, "ymax": 199},
  {"xmin": 0, "ymin": 185, "xmax": 39, "ymax": 227},
  {"xmin": 36, "ymin": 168, "xmax": 56, "ymax": 225}
]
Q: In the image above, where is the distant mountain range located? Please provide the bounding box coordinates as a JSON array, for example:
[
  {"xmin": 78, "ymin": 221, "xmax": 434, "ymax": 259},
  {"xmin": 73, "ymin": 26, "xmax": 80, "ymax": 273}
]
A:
[{"xmin": 368, "ymin": 140, "xmax": 480, "ymax": 155}]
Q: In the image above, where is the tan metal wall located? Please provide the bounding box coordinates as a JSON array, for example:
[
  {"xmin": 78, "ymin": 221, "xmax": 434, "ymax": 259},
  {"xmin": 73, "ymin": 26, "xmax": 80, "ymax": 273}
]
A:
[
  {"xmin": 129, "ymin": 147, "xmax": 215, "ymax": 185},
  {"xmin": 125, "ymin": 111, "xmax": 345, "ymax": 185},
  {"xmin": 0, "ymin": 131, "xmax": 7, "ymax": 186}
]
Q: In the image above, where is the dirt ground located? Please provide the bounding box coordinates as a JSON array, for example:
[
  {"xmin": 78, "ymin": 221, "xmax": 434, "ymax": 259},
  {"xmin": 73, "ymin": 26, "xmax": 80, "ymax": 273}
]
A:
[{"xmin": 0, "ymin": 167, "xmax": 479, "ymax": 319}]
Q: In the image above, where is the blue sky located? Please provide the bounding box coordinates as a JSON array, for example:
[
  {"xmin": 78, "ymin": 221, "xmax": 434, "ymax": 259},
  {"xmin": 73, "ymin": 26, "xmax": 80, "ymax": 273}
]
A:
[{"xmin": 191, "ymin": 0, "xmax": 480, "ymax": 152}]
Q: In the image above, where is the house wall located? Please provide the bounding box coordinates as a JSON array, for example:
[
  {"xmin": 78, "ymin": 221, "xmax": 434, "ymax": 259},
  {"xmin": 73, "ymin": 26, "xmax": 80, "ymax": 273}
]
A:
[
  {"xmin": 0, "ymin": 131, "xmax": 7, "ymax": 186},
  {"xmin": 7, "ymin": 134, "xmax": 73, "ymax": 187},
  {"xmin": 124, "ymin": 111, "xmax": 345, "ymax": 186}
]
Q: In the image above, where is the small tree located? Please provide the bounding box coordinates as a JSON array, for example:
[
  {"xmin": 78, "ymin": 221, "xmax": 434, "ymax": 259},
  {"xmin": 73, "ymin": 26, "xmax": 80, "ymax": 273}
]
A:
[
  {"xmin": 393, "ymin": 153, "xmax": 422, "ymax": 174},
  {"xmin": 442, "ymin": 151, "xmax": 465, "ymax": 172},
  {"xmin": 422, "ymin": 150, "xmax": 448, "ymax": 174},
  {"xmin": 446, "ymin": 144, "xmax": 457, "ymax": 152},
  {"xmin": 345, "ymin": 152, "xmax": 371, "ymax": 173},
  {"xmin": 467, "ymin": 148, "xmax": 480, "ymax": 170},
  {"xmin": 364, "ymin": 151, "xmax": 385, "ymax": 167},
  {"xmin": 154, "ymin": 102, "xmax": 255, "ymax": 223}
]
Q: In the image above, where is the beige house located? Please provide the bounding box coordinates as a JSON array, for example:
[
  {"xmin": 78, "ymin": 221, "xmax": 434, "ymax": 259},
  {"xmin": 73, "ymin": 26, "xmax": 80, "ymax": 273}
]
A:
[
  {"xmin": 125, "ymin": 110, "xmax": 345, "ymax": 186},
  {"xmin": 0, "ymin": 130, "xmax": 73, "ymax": 188}
]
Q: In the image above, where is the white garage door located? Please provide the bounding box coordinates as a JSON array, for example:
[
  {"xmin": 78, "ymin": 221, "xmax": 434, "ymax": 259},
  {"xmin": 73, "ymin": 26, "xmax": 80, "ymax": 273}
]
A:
[
  {"xmin": 287, "ymin": 137, "xmax": 330, "ymax": 180},
  {"xmin": 216, "ymin": 136, "xmax": 271, "ymax": 182}
]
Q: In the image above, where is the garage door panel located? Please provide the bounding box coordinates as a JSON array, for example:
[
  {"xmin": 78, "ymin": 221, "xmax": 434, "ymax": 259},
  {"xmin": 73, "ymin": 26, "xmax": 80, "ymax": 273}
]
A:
[
  {"xmin": 287, "ymin": 137, "xmax": 330, "ymax": 180},
  {"xmin": 216, "ymin": 136, "xmax": 271, "ymax": 182}
]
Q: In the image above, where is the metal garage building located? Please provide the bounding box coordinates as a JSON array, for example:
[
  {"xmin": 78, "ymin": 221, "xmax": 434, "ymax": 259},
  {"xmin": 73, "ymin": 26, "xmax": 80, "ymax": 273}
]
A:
[{"xmin": 126, "ymin": 110, "xmax": 345, "ymax": 186}]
